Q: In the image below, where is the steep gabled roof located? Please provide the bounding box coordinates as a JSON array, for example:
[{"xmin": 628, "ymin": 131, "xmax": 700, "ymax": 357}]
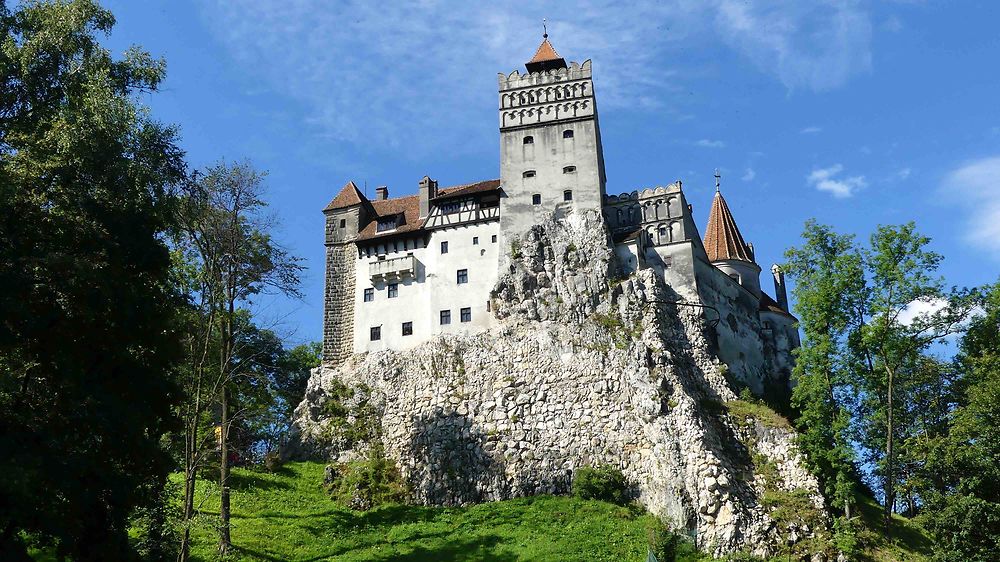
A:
[
  {"xmin": 433, "ymin": 179, "xmax": 501, "ymax": 200},
  {"xmin": 357, "ymin": 195, "xmax": 423, "ymax": 241},
  {"xmin": 703, "ymin": 190, "xmax": 754, "ymax": 263},
  {"xmin": 323, "ymin": 181, "xmax": 367, "ymax": 211}
]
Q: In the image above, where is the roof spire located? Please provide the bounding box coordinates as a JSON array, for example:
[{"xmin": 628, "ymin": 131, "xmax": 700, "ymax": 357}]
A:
[
  {"xmin": 525, "ymin": 22, "xmax": 567, "ymax": 73},
  {"xmin": 543, "ymin": 18, "xmax": 548, "ymax": 39},
  {"xmin": 714, "ymin": 168, "xmax": 721, "ymax": 193},
  {"xmin": 703, "ymin": 186, "xmax": 755, "ymax": 263}
]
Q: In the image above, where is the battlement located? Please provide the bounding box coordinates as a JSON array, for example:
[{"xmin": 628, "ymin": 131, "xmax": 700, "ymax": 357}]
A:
[
  {"xmin": 604, "ymin": 182, "xmax": 683, "ymax": 204},
  {"xmin": 497, "ymin": 59, "xmax": 592, "ymax": 91}
]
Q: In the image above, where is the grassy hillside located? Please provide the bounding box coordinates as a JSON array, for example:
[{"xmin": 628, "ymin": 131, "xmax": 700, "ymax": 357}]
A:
[{"xmin": 182, "ymin": 461, "xmax": 670, "ymax": 562}]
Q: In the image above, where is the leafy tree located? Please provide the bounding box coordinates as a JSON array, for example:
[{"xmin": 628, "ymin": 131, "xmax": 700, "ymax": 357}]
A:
[
  {"xmin": 174, "ymin": 160, "xmax": 301, "ymax": 556},
  {"xmin": 0, "ymin": 1, "xmax": 184, "ymax": 559},
  {"xmin": 783, "ymin": 221, "xmax": 864, "ymax": 542}
]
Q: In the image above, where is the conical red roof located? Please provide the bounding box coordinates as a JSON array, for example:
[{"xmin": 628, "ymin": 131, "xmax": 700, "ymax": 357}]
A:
[
  {"xmin": 528, "ymin": 38, "xmax": 562, "ymax": 64},
  {"xmin": 703, "ymin": 191, "xmax": 754, "ymax": 263}
]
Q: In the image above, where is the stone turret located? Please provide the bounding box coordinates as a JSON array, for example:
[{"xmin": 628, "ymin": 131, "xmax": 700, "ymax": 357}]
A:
[
  {"xmin": 321, "ymin": 181, "xmax": 370, "ymax": 365},
  {"xmin": 497, "ymin": 34, "xmax": 607, "ymax": 255},
  {"xmin": 703, "ymin": 184, "xmax": 761, "ymax": 298}
]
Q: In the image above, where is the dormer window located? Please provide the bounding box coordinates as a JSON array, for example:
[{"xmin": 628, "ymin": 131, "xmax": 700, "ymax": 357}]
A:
[
  {"xmin": 523, "ymin": 136, "xmax": 534, "ymax": 144},
  {"xmin": 563, "ymin": 129, "xmax": 574, "ymax": 139},
  {"xmin": 563, "ymin": 166, "xmax": 576, "ymax": 174},
  {"xmin": 523, "ymin": 170, "xmax": 536, "ymax": 178},
  {"xmin": 439, "ymin": 201, "xmax": 461, "ymax": 214},
  {"xmin": 376, "ymin": 215, "xmax": 398, "ymax": 232}
]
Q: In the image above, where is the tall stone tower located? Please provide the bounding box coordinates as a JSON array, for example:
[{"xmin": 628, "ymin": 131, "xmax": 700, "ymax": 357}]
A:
[
  {"xmin": 498, "ymin": 35, "xmax": 607, "ymax": 248},
  {"xmin": 321, "ymin": 181, "xmax": 370, "ymax": 366}
]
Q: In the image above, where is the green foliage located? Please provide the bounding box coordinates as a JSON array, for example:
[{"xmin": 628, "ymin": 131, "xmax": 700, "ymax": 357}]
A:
[
  {"xmin": 647, "ymin": 520, "xmax": 708, "ymax": 561},
  {"xmin": 510, "ymin": 239, "xmax": 522, "ymax": 259},
  {"xmin": 325, "ymin": 442, "xmax": 408, "ymax": 510},
  {"xmin": 592, "ymin": 311, "xmax": 642, "ymax": 350},
  {"xmin": 573, "ymin": 466, "xmax": 630, "ymax": 506},
  {"xmin": 177, "ymin": 461, "xmax": 673, "ymax": 561},
  {"xmin": 0, "ymin": 1, "xmax": 186, "ymax": 558},
  {"xmin": 726, "ymin": 393, "xmax": 793, "ymax": 430}
]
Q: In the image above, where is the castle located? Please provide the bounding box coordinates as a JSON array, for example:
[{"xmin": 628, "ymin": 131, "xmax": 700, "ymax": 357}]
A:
[{"xmin": 321, "ymin": 35, "xmax": 799, "ymax": 395}]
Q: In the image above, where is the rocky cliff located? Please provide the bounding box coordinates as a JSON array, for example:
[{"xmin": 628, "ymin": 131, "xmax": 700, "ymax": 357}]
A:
[{"xmin": 290, "ymin": 211, "xmax": 825, "ymax": 557}]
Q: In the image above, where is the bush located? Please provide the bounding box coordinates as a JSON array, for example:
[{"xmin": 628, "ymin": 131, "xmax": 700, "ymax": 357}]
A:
[
  {"xmin": 647, "ymin": 521, "xmax": 705, "ymax": 561},
  {"xmin": 325, "ymin": 442, "xmax": 407, "ymax": 511},
  {"xmin": 263, "ymin": 450, "xmax": 284, "ymax": 473},
  {"xmin": 573, "ymin": 466, "xmax": 630, "ymax": 506}
]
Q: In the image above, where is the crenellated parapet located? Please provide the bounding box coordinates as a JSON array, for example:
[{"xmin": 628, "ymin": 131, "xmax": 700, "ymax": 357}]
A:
[
  {"xmin": 498, "ymin": 60, "xmax": 595, "ymax": 130},
  {"xmin": 603, "ymin": 182, "xmax": 689, "ymax": 245}
]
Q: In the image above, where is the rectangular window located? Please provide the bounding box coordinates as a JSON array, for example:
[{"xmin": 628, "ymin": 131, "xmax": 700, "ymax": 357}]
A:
[
  {"xmin": 439, "ymin": 201, "xmax": 462, "ymax": 214},
  {"xmin": 402, "ymin": 321, "xmax": 413, "ymax": 336},
  {"xmin": 370, "ymin": 326, "xmax": 381, "ymax": 341},
  {"xmin": 387, "ymin": 283, "xmax": 398, "ymax": 298},
  {"xmin": 376, "ymin": 217, "xmax": 396, "ymax": 232},
  {"xmin": 491, "ymin": 235, "xmax": 497, "ymax": 243},
  {"xmin": 564, "ymin": 190, "xmax": 573, "ymax": 201},
  {"xmin": 441, "ymin": 241, "xmax": 449, "ymax": 254},
  {"xmin": 440, "ymin": 310, "xmax": 451, "ymax": 325},
  {"xmin": 457, "ymin": 269, "xmax": 468, "ymax": 284},
  {"xmin": 532, "ymin": 194, "xmax": 541, "ymax": 205},
  {"xmin": 363, "ymin": 288, "xmax": 374, "ymax": 302},
  {"xmin": 460, "ymin": 307, "xmax": 471, "ymax": 323},
  {"xmin": 339, "ymin": 218, "xmax": 346, "ymax": 228},
  {"xmin": 473, "ymin": 236, "xmax": 479, "ymax": 245}
]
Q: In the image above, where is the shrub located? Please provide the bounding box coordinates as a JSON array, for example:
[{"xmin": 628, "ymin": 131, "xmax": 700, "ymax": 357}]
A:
[
  {"xmin": 573, "ymin": 466, "xmax": 630, "ymax": 506},
  {"xmin": 263, "ymin": 450, "xmax": 284, "ymax": 473},
  {"xmin": 325, "ymin": 442, "xmax": 408, "ymax": 511},
  {"xmin": 647, "ymin": 521, "xmax": 705, "ymax": 561}
]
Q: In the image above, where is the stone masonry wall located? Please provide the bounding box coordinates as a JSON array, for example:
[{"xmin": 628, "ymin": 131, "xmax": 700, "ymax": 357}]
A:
[
  {"xmin": 322, "ymin": 242, "xmax": 356, "ymax": 365},
  {"xmin": 294, "ymin": 211, "xmax": 823, "ymax": 557}
]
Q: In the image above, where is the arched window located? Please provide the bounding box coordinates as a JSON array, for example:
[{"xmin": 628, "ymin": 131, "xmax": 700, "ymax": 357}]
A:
[
  {"xmin": 658, "ymin": 225, "xmax": 667, "ymax": 238},
  {"xmin": 563, "ymin": 129, "xmax": 574, "ymax": 139},
  {"xmin": 523, "ymin": 136, "xmax": 534, "ymax": 145},
  {"xmin": 563, "ymin": 190, "xmax": 573, "ymax": 201},
  {"xmin": 563, "ymin": 166, "xmax": 576, "ymax": 174},
  {"xmin": 522, "ymin": 170, "xmax": 536, "ymax": 178}
]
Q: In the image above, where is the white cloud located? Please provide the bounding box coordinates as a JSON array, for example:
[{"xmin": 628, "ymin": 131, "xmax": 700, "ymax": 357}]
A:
[
  {"xmin": 807, "ymin": 164, "xmax": 867, "ymax": 198},
  {"xmin": 695, "ymin": 139, "xmax": 726, "ymax": 148},
  {"xmin": 942, "ymin": 156, "xmax": 1000, "ymax": 259},
  {"xmin": 897, "ymin": 298, "xmax": 948, "ymax": 326},
  {"xmin": 883, "ymin": 15, "xmax": 904, "ymax": 33},
  {"xmin": 800, "ymin": 126, "xmax": 822, "ymax": 134},
  {"xmin": 742, "ymin": 168, "xmax": 755, "ymax": 181},
  {"xmin": 196, "ymin": 1, "xmax": 875, "ymax": 152},
  {"xmin": 895, "ymin": 167, "xmax": 911, "ymax": 181}
]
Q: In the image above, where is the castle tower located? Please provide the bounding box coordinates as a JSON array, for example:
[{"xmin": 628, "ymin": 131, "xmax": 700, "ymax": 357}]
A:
[
  {"xmin": 498, "ymin": 34, "xmax": 607, "ymax": 247},
  {"xmin": 703, "ymin": 179, "xmax": 762, "ymax": 298},
  {"xmin": 321, "ymin": 181, "xmax": 370, "ymax": 365}
]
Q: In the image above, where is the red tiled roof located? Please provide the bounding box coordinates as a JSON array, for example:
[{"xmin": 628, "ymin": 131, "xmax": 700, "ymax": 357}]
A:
[
  {"xmin": 759, "ymin": 292, "xmax": 796, "ymax": 320},
  {"xmin": 703, "ymin": 191, "xmax": 754, "ymax": 263},
  {"xmin": 323, "ymin": 181, "xmax": 366, "ymax": 211},
  {"xmin": 528, "ymin": 38, "xmax": 562, "ymax": 64},
  {"xmin": 433, "ymin": 179, "xmax": 501, "ymax": 200},
  {"xmin": 355, "ymin": 179, "xmax": 500, "ymax": 242}
]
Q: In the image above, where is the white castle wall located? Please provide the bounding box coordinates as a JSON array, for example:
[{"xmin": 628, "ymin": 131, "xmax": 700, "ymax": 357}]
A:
[{"xmin": 352, "ymin": 221, "xmax": 501, "ymax": 354}]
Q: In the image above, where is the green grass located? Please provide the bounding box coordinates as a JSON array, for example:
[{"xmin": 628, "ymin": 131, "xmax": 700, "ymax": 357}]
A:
[
  {"xmin": 851, "ymin": 488, "xmax": 934, "ymax": 562},
  {"xmin": 723, "ymin": 399, "xmax": 793, "ymax": 430},
  {"xmin": 182, "ymin": 461, "xmax": 664, "ymax": 561}
]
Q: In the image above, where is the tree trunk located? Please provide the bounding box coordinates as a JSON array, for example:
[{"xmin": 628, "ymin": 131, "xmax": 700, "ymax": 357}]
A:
[
  {"xmin": 883, "ymin": 364, "xmax": 895, "ymax": 534},
  {"xmin": 218, "ymin": 383, "xmax": 231, "ymax": 554}
]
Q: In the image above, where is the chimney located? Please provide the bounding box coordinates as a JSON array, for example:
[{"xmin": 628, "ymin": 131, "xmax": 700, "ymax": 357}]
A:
[
  {"xmin": 418, "ymin": 175, "xmax": 438, "ymax": 218},
  {"xmin": 771, "ymin": 264, "xmax": 788, "ymax": 311},
  {"xmin": 375, "ymin": 185, "xmax": 389, "ymax": 201}
]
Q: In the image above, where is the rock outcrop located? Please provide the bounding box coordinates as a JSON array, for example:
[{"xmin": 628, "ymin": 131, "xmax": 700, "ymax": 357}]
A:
[{"xmin": 291, "ymin": 211, "xmax": 824, "ymax": 557}]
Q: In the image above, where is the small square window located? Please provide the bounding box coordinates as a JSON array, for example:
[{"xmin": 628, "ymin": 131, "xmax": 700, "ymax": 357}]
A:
[
  {"xmin": 460, "ymin": 307, "xmax": 471, "ymax": 322},
  {"xmin": 370, "ymin": 326, "xmax": 381, "ymax": 341},
  {"xmin": 388, "ymin": 283, "xmax": 398, "ymax": 298},
  {"xmin": 441, "ymin": 241, "xmax": 449, "ymax": 254},
  {"xmin": 532, "ymin": 194, "xmax": 541, "ymax": 205},
  {"xmin": 457, "ymin": 269, "xmax": 468, "ymax": 284},
  {"xmin": 440, "ymin": 310, "xmax": 451, "ymax": 325},
  {"xmin": 563, "ymin": 129, "xmax": 574, "ymax": 139},
  {"xmin": 563, "ymin": 166, "xmax": 576, "ymax": 174},
  {"xmin": 402, "ymin": 321, "xmax": 413, "ymax": 336},
  {"xmin": 363, "ymin": 288, "xmax": 374, "ymax": 302},
  {"xmin": 339, "ymin": 218, "xmax": 346, "ymax": 228},
  {"xmin": 523, "ymin": 136, "xmax": 534, "ymax": 144},
  {"xmin": 563, "ymin": 190, "xmax": 573, "ymax": 201},
  {"xmin": 473, "ymin": 236, "xmax": 479, "ymax": 245},
  {"xmin": 491, "ymin": 235, "xmax": 497, "ymax": 243}
]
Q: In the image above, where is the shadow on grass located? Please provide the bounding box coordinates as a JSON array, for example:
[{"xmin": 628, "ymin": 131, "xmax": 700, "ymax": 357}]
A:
[
  {"xmin": 228, "ymin": 470, "xmax": 294, "ymax": 491},
  {"xmin": 230, "ymin": 532, "xmax": 517, "ymax": 562}
]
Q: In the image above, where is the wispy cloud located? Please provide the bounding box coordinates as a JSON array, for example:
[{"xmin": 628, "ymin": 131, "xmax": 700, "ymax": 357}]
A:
[
  {"xmin": 695, "ymin": 139, "xmax": 726, "ymax": 148},
  {"xmin": 800, "ymin": 126, "xmax": 822, "ymax": 134},
  {"xmin": 741, "ymin": 168, "xmax": 755, "ymax": 181},
  {"xmin": 895, "ymin": 167, "xmax": 911, "ymax": 181},
  {"xmin": 198, "ymin": 1, "xmax": 874, "ymax": 153},
  {"xmin": 942, "ymin": 156, "xmax": 1000, "ymax": 259},
  {"xmin": 807, "ymin": 164, "xmax": 867, "ymax": 198}
]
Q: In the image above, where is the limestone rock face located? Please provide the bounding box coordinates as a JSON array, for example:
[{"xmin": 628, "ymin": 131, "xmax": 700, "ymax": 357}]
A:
[{"xmin": 290, "ymin": 210, "xmax": 823, "ymax": 557}]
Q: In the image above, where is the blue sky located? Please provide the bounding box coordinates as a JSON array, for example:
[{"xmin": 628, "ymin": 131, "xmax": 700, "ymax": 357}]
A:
[{"xmin": 100, "ymin": 1, "xmax": 1000, "ymax": 346}]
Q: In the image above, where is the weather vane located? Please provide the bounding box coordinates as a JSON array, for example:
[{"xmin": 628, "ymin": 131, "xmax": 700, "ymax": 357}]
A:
[
  {"xmin": 715, "ymin": 168, "xmax": 721, "ymax": 192},
  {"xmin": 543, "ymin": 18, "xmax": 548, "ymax": 38}
]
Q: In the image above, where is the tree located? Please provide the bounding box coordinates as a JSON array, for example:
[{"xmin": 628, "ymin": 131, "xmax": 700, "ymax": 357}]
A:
[
  {"xmin": 0, "ymin": 1, "xmax": 185, "ymax": 559},
  {"xmin": 174, "ymin": 160, "xmax": 301, "ymax": 556},
  {"xmin": 783, "ymin": 221, "xmax": 864, "ymax": 537}
]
